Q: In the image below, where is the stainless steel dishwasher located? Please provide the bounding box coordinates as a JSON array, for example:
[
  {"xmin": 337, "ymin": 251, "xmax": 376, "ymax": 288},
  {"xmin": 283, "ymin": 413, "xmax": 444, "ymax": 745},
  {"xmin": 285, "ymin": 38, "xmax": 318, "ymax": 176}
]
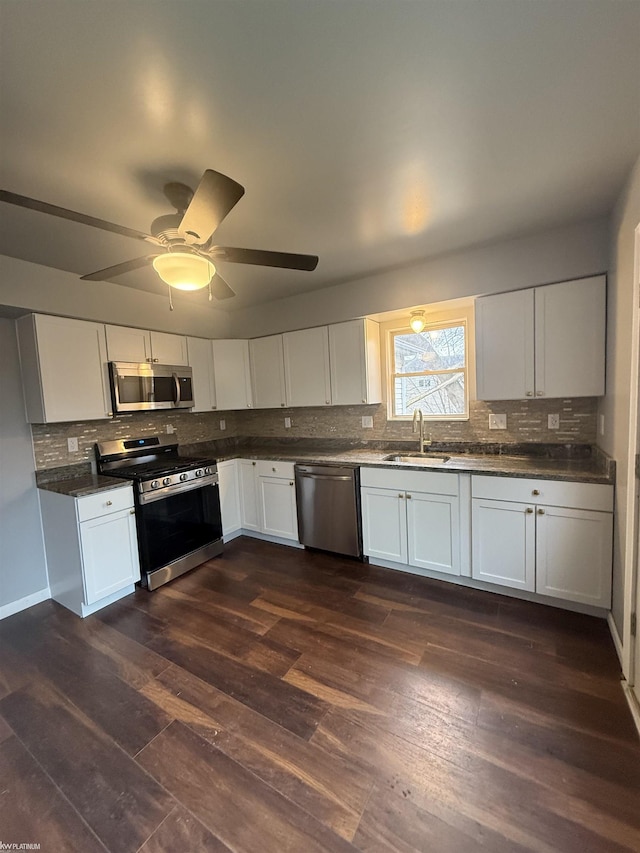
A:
[{"xmin": 294, "ymin": 464, "xmax": 362, "ymax": 558}]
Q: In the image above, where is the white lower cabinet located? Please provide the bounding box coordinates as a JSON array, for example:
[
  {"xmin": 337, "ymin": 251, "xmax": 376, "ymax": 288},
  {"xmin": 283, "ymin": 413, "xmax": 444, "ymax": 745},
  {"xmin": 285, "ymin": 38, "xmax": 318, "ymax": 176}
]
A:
[
  {"xmin": 471, "ymin": 475, "xmax": 613, "ymax": 608},
  {"xmin": 361, "ymin": 468, "xmax": 465, "ymax": 576},
  {"xmin": 217, "ymin": 459, "xmax": 241, "ymax": 538},
  {"xmin": 39, "ymin": 485, "xmax": 140, "ymax": 617},
  {"xmin": 237, "ymin": 459, "xmax": 299, "ymax": 542}
]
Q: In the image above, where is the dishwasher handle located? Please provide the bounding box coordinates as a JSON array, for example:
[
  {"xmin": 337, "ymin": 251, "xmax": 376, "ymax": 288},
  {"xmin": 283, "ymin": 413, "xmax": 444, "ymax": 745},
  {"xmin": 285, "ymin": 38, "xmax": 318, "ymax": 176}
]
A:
[{"xmin": 297, "ymin": 472, "xmax": 354, "ymax": 482}]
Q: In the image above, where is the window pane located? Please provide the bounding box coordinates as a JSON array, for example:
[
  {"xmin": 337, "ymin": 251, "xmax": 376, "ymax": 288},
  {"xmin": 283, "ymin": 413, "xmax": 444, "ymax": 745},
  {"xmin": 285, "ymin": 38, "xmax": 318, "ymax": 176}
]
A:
[
  {"xmin": 394, "ymin": 372, "xmax": 466, "ymax": 416},
  {"xmin": 394, "ymin": 326, "xmax": 465, "ymax": 373}
]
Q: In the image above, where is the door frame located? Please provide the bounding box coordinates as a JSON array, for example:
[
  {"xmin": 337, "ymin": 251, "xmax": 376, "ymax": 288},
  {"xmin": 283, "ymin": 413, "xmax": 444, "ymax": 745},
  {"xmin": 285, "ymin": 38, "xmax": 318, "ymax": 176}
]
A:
[{"xmin": 629, "ymin": 223, "xmax": 640, "ymax": 702}]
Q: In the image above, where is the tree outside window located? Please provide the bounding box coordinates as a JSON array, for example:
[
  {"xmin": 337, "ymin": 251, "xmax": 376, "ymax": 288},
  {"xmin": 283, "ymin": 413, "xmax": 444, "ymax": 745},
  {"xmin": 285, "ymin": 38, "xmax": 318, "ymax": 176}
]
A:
[{"xmin": 389, "ymin": 321, "xmax": 468, "ymax": 419}]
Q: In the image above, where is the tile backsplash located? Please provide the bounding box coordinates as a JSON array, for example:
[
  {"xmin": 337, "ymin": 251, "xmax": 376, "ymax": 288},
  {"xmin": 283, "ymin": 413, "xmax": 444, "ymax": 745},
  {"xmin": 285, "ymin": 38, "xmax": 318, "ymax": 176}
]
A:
[{"xmin": 31, "ymin": 397, "xmax": 598, "ymax": 471}]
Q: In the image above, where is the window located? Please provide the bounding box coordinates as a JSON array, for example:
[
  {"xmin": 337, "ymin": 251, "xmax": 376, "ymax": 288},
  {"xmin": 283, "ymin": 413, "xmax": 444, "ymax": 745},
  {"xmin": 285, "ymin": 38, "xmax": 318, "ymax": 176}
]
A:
[{"xmin": 389, "ymin": 320, "xmax": 468, "ymax": 419}]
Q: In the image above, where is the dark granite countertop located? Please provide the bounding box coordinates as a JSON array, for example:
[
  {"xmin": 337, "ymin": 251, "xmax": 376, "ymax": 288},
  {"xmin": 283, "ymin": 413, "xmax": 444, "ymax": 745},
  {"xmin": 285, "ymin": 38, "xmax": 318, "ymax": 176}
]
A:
[{"xmin": 37, "ymin": 474, "xmax": 133, "ymax": 498}]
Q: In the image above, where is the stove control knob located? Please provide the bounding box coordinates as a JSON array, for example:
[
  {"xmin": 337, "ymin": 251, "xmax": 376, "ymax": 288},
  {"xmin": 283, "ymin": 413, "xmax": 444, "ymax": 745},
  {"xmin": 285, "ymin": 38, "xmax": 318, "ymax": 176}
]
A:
[
  {"xmin": 205, "ymin": 466, "xmax": 214, "ymax": 475},
  {"xmin": 195, "ymin": 469, "xmax": 204, "ymax": 478},
  {"xmin": 179, "ymin": 473, "xmax": 188, "ymax": 482},
  {"xmin": 150, "ymin": 480, "xmax": 160, "ymax": 490},
  {"xmin": 163, "ymin": 477, "xmax": 172, "ymax": 486}
]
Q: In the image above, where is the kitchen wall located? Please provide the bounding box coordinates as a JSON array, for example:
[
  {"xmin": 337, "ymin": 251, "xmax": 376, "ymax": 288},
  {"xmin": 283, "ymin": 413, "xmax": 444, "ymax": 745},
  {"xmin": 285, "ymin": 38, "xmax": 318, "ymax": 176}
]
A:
[
  {"xmin": 231, "ymin": 216, "xmax": 609, "ymax": 337},
  {"xmin": 0, "ymin": 319, "xmax": 48, "ymax": 614},
  {"xmin": 599, "ymin": 154, "xmax": 640, "ymax": 650}
]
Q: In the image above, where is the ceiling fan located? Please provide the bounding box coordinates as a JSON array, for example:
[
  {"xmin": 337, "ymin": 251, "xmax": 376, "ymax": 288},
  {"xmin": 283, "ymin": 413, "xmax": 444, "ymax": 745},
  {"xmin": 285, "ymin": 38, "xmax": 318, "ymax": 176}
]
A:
[{"xmin": 0, "ymin": 169, "xmax": 319, "ymax": 308}]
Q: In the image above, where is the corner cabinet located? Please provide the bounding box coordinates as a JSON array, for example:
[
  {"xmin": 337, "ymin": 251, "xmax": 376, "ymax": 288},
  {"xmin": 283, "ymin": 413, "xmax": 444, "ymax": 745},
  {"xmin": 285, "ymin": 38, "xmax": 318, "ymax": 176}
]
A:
[
  {"xmin": 39, "ymin": 484, "xmax": 140, "ymax": 617},
  {"xmin": 17, "ymin": 314, "xmax": 112, "ymax": 423},
  {"xmin": 475, "ymin": 275, "xmax": 606, "ymax": 400},
  {"xmin": 471, "ymin": 475, "xmax": 613, "ymax": 608},
  {"xmin": 361, "ymin": 467, "xmax": 470, "ymax": 577}
]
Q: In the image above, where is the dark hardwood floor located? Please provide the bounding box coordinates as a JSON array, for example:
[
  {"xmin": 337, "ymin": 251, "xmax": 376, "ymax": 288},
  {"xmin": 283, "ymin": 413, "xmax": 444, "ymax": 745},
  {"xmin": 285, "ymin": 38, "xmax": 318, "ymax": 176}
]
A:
[{"xmin": 1, "ymin": 537, "xmax": 639, "ymax": 852}]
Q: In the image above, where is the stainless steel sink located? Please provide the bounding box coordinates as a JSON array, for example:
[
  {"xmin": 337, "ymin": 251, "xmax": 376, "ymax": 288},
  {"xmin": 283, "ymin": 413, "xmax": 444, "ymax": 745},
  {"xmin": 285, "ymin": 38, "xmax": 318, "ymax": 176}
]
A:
[{"xmin": 383, "ymin": 453, "xmax": 450, "ymax": 465}]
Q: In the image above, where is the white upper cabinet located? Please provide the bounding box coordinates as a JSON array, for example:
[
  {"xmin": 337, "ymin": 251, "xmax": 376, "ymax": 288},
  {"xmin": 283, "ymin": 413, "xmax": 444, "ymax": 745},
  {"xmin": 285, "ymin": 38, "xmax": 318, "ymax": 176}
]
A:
[
  {"xmin": 329, "ymin": 319, "xmax": 382, "ymax": 405},
  {"xmin": 17, "ymin": 314, "xmax": 112, "ymax": 423},
  {"xmin": 475, "ymin": 276, "xmax": 606, "ymax": 400},
  {"xmin": 283, "ymin": 327, "xmax": 332, "ymax": 407},
  {"xmin": 249, "ymin": 335, "xmax": 287, "ymax": 408},
  {"xmin": 105, "ymin": 325, "xmax": 188, "ymax": 365},
  {"xmin": 211, "ymin": 339, "xmax": 253, "ymax": 410},
  {"xmin": 186, "ymin": 336, "xmax": 217, "ymax": 412}
]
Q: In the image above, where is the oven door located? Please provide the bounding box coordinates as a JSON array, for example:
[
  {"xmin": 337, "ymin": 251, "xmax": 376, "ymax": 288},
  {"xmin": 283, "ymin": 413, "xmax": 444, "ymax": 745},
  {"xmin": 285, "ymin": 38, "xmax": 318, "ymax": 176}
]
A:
[{"xmin": 135, "ymin": 483, "xmax": 223, "ymax": 579}]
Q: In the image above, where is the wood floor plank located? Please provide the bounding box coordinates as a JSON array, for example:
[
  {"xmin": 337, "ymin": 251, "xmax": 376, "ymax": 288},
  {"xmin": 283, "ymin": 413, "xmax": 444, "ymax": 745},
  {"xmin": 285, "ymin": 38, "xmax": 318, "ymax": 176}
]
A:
[
  {"xmin": 138, "ymin": 805, "xmax": 231, "ymax": 852},
  {"xmin": 0, "ymin": 682, "xmax": 175, "ymax": 852},
  {"xmin": 136, "ymin": 719, "xmax": 358, "ymax": 852},
  {"xmin": 0, "ymin": 735, "xmax": 108, "ymax": 853}
]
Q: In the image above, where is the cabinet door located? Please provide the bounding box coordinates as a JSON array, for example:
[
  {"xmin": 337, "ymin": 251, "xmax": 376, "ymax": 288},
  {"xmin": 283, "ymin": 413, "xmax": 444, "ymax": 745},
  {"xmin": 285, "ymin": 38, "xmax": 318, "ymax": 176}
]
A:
[
  {"xmin": 238, "ymin": 459, "xmax": 260, "ymax": 531},
  {"xmin": 150, "ymin": 331, "xmax": 189, "ymax": 366},
  {"xmin": 534, "ymin": 276, "xmax": 606, "ymax": 398},
  {"xmin": 283, "ymin": 327, "xmax": 331, "ymax": 407},
  {"xmin": 329, "ymin": 319, "xmax": 382, "ymax": 405},
  {"xmin": 212, "ymin": 340, "xmax": 253, "ymax": 410},
  {"xmin": 80, "ymin": 509, "xmax": 140, "ymax": 605},
  {"xmin": 407, "ymin": 492, "xmax": 460, "ymax": 575},
  {"xmin": 535, "ymin": 506, "xmax": 612, "ymax": 607},
  {"xmin": 27, "ymin": 315, "xmax": 111, "ymax": 423},
  {"xmin": 475, "ymin": 290, "xmax": 535, "ymax": 400},
  {"xmin": 105, "ymin": 325, "xmax": 152, "ymax": 362},
  {"xmin": 187, "ymin": 337, "xmax": 216, "ymax": 412},
  {"xmin": 250, "ymin": 335, "xmax": 287, "ymax": 408},
  {"xmin": 258, "ymin": 476, "xmax": 298, "ymax": 540},
  {"xmin": 361, "ymin": 487, "xmax": 407, "ymax": 564},
  {"xmin": 217, "ymin": 460, "xmax": 241, "ymax": 537},
  {"xmin": 471, "ymin": 498, "xmax": 535, "ymax": 591}
]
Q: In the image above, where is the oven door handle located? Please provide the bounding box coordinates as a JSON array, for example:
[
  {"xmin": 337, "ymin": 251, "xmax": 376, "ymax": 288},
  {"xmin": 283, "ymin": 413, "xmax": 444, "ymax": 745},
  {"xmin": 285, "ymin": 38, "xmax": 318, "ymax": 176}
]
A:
[{"xmin": 172, "ymin": 373, "xmax": 181, "ymax": 408}]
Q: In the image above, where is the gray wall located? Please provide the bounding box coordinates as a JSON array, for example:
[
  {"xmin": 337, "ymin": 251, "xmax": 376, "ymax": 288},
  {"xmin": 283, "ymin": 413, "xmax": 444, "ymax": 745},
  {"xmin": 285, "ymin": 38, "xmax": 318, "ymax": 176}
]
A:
[
  {"xmin": 599, "ymin": 155, "xmax": 640, "ymax": 640},
  {"xmin": 231, "ymin": 216, "xmax": 609, "ymax": 337},
  {"xmin": 0, "ymin": 318, "xmax": 48, "ymax": 611}
]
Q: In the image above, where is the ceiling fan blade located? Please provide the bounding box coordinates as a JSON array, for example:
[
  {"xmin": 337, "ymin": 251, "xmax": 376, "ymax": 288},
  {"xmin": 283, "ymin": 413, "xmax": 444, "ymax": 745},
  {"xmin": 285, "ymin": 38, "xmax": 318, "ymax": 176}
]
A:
[
  {"xmin": 80, "ymin": 255, "xmax": 155, "ymax": 281},
  {"xmin": 210, "ymin": 273, "xmax": 236, "ymax": 300},
  {"xmin": 211, "ymin": 246, "xmax": 319, "ymax": 271},
  {"xmin": 178, "ymin": 170, "xmax": 245, "ymax": 244},
  {"xmin": 0, "ymin": 189, "xmax": 161, "ymax": 245}
]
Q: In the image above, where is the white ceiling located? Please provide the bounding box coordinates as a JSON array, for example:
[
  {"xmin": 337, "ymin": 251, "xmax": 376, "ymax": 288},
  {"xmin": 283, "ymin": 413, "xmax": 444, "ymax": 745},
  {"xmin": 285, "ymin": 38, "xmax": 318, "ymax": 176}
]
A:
[{"xmin": 1, "ymin": 0, "xmax": 639, "ymax": 311}]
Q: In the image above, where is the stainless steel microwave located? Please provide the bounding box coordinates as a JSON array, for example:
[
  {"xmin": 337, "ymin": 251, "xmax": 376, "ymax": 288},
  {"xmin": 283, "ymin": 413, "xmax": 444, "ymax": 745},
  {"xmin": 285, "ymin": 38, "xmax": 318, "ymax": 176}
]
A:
[{"xmin": 109, "ymin": 362, "xmax": 194, "ymax": 413}]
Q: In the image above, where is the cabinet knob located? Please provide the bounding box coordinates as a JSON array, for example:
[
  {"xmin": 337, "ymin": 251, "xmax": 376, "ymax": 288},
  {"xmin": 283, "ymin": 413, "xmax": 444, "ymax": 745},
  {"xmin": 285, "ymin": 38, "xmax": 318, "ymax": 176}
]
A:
[
  {"xmin": 252, "ymin": 461, "xmax": 256, "ymax": 466},
  {"xmin": 281, "ymin": 403, "xmax": 285, "ymax": 407},
  {"xmin": 406, "ymin": 493, "xmax": 412, "ymax": 499},
  {"xmin": 130, "ymin": 509, "xmax": 136, "ymax": 515},
  {"xmin": 247, "ymin": 403, "xmax": 252, "ymax": 407},
  {"xmin": 212, "ymin": 406, "xmax": 217, "ymax": 410},
  {"xmin": 526, "ymin": 391, "xmax": 533, "ymax": 397},
  {"xmin": 325, "ymin": 400, "xmax": 330, "ymax": 405},
  {"xmin": 532, "ymin": 489, "xmax": 540, "ymax": 496},
  {"xmin": 526, "ymin": 507, "xmax": 533, "ymax": 513},
  {"xmin": 537, "ymin": 391, "xmax": 544, "ymax": 396},
  {"xmin": 272, "ymin": 467, "xmax": 276, "ymax": 472},
  {"xmin": 398, "ymin": 493, "xmax": 404, "ymax": 499},
  {"xmin": 106, "ymin": 500, "xmax": 112, "ymax": 506},
  {"xmin": 153, "ymin": 358, "xmax": 159, "ymax": 363},
  {"xmin": 362, "ymin": 398, "xmax": 366, "ymax": 403},
  {"xmin": 537, "ymin": 508, "xmax": 545, "ymax": 515},
  {"xmin": 289, "ymin": 481, "xmax": 294, "ymax": 486}
]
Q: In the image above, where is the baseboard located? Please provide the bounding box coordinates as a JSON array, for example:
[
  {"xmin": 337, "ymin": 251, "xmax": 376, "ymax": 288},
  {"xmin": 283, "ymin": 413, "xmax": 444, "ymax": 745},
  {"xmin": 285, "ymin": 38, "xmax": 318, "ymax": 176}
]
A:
[
  {"xmin": 0, "ymin": 586, "xmax": 51, "ymax": 620},
  {"xmin": 621, "ymin": 680, "xmax": 640, "ymax": 739},
  {"xmin": 607, "ymin": 611, "xmax": 625, "ymax": 668}
]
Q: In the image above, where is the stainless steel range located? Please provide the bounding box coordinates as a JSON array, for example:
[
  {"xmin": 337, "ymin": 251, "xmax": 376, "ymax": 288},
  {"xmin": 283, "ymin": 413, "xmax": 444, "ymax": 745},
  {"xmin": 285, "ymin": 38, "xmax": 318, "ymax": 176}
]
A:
[{"xmin": 96, "ymin": 435, "xmax": 223, "ymax": 590}]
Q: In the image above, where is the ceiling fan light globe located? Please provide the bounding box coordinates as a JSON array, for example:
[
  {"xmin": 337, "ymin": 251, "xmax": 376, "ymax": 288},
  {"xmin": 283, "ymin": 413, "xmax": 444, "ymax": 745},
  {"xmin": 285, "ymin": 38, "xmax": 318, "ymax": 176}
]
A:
[{"xmin": 152, "ymin": 253, "xmax": 215, "ymax": 290}]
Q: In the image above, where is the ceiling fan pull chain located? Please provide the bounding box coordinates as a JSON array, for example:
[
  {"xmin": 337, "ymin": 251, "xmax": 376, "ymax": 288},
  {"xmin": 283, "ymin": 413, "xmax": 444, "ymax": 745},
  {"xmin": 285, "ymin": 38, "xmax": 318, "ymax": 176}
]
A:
[{"xmin": 168, "ymin": 285, "xmax": 174, "ymax": 312}]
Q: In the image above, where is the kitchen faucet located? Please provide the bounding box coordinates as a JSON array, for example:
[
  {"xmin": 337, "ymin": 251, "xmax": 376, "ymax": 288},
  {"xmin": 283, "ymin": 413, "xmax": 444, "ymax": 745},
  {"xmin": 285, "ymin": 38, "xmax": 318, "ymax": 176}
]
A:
[{"xmin": 412, "ymin": 409, "xmax": 432, "ymax": 454}]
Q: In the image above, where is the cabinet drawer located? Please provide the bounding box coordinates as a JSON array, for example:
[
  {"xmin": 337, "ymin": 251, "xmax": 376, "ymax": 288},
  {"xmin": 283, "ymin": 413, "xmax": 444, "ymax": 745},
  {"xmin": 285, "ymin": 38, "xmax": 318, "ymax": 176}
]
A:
[
  {"xmin": 471, "ymin": 475, "xmax": 613, "ymax": 512},
  {"xmin": 77, "ymin": 486, "xmax": 134, "ymax": 522},
  {"xmin": 361, "ymin": 466, "xmax": 459, "ymax": 496},
  {"xmin": 255, "ymin": 460, "xmax": 296, "ymax": 480}
]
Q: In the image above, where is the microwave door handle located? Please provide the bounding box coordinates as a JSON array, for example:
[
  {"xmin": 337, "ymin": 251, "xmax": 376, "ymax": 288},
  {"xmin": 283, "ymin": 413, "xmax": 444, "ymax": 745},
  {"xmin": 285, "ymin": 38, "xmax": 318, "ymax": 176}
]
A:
[{"xmin": 172, "ymin": 373, "xmax": 181, "ymax": 407}]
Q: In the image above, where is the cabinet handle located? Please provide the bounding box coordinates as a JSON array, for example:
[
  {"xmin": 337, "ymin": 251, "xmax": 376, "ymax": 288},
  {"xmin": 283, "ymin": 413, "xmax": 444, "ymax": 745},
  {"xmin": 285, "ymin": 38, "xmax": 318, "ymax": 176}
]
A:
[
  {"xmin": 398, "ymin": 493, "xmax": 404, "ymax": 499},
  {"xmin": 130, "ymin": 509, "xmax": 135, "ymax": 515},
  {"xmin": 526, "ymin": 391, "xmax": 533, "ymax": 397},
  {"xmin": 406, "ymin": 493, "xmax": 412, "ymax": 499},
  {"xmin": 532, "ymin": 489, "xmax": 540, "ymax": 496},
  {"xmin": 526, "ymin": 507, "xmax": 533, "ymax": 513},
  {"xmin": 106, "ymin": 500, "xmax": 113, "ymax": 506},
  {"xmin": 537, "ymin": 508, "xmax": 545, "ymax": 515},
  {"xmin": 537, "ymin": 391, "xmax": 544, "ymax": 396}
]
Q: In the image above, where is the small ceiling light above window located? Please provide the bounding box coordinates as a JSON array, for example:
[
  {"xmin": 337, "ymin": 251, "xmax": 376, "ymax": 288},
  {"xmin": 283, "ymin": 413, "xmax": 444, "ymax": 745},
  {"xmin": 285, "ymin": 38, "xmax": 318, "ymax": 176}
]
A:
[
  {"xmin": 152, "ymin": 252, "xmax": 215, "ymax": 291},
  {"xmin": 409, "ymin": 310, "xmax": 426, "ymax": 334}
]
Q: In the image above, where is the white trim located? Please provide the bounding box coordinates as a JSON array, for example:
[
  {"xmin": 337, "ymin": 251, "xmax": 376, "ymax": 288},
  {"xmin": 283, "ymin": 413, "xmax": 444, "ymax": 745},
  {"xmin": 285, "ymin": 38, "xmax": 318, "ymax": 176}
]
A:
[
  {"xmin": 0, "ymin": 586, "xmax": 50, "ymax": 620},
  {"xmin": 607, "ymin": 611, "xmax": 624, "ymax": 667},
  {"xmin": 621, "ymin": 679, "xmax": 640, "ymax": 739},
  {"xmin": 239, "ymin": 530, "xmax": 304, "ymax": 549}
]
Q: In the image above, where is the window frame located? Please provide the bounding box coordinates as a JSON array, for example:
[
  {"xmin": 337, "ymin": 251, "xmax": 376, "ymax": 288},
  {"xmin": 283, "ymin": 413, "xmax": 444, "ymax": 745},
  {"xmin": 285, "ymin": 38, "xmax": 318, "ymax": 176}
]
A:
[{"xmin": 386, "ymin": 317, "xmax": 469, "ymax": 421}]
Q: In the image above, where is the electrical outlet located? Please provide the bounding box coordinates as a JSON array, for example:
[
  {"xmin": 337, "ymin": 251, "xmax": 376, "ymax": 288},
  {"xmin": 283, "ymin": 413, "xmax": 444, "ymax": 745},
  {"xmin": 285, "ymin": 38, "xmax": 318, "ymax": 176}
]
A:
[
  {"xmin": 362, "ymin": 415, "xmax": 374, "ymax": 428},
  {"xmin": 165, "ymin": 424, "xmax": 175, "ymax": 434},
  {"xmin": 67, "ymin": 437, "xmax": 78, "ymax": 452},
  {"xmin": 219, "ymin": 419, "xmax": 226, "ymax": 431},
  {"xmin": 284, "ymin": 417, "xmax": 292, "ymax": 428},
  {"xmin": 548, "ymin": 414, "xmax": 560, "ymax": 430},
  {"xmin": 488, "ymin": 414, "xmax": 507, "ymax": 430}
]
